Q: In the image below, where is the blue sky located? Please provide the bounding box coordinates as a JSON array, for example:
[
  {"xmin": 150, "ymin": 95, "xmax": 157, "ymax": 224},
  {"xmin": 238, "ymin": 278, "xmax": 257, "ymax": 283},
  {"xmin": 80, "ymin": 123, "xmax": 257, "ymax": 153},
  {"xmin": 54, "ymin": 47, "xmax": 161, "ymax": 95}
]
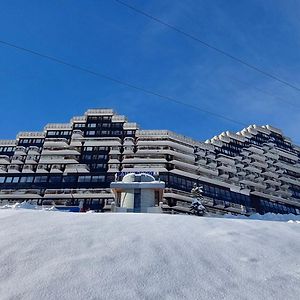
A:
[{"xmin": 0, "ymin": 0, "xmax": 300, "ymax": 143}]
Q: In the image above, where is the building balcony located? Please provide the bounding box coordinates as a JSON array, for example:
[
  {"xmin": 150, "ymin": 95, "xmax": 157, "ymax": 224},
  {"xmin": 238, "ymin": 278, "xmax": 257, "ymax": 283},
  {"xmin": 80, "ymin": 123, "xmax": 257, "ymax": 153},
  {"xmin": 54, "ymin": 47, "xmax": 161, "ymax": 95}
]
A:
[
  {"xmin": 206, "ymin": 161, "xmax": 217, "ymax": 168},
  {"xmin": 217, "ymin": 164, "xmax": 236, "ymax": 173},
  {"xmin": 237, "ymin": 170, "xmax": 246, "ymax": 176},
  {"xmin": 25, "ymin": 156, "xmax": 39, "ymax": 164},
  {"xmin": 197, "ymin": 165, "xmax": 218, "ymax": 176},
  {"xmin": 216, "ymin": 155, "xmax": 235, "ymax": 165},
  {"xmin": 264, "ymin": 152, "xmax": 279, "ymax": 160},
  {"xmin": 64, "ymin": 164, "xmax": 90, "ymax": 174},
  {"xmin": 261, "ymin": 170, "xmax": 279, "ymax": 178},
  {"xmin": 244, "ymin": 165, "xmax": 261, "ymax": 173},
  {"xmin": 28, "ymin": 146, "xmax": 41, "ymax": 155},
  {"xmin": 0, "ymin": 166, "xmax": 7, "ymax": 173},
  {"xmin": 251, "ymin": 160, "xmax": 267, "ymax": 169},
  {"xmin": 36, "ymin": 165, "xmax": 50, "ymax": 173},
  {"xmin": 247, "ymin": 145, "xmax": 264, "ymax": 155},
  {"xmin": 107, "ymin": 164, "xmax": 121, "ymax": 173},
  {"xmin": 241, "ymin": 157, "xmax": 251, "ymax": 164},
  {"xmin": 108, "ymin": 158, "xmax": 121, "ymax": 164},
  {"xmin": 14, "ymin": 146, "xmax": 27, "ymax": 155},
  {"xmin": 122, "ymin": 157, "xmax": 168, "ymax": 164},
  {"xmin": 41, "ymin": 149, "xmax": 81, "ymax": 156},
  {"xmin": 279, "ymin": 176, "xmax": 300, "ymax": 186},
  {"xmin": 123, "ymin": 148, "xmax": 134, "ymax": 155},
  {"xmin": 246, "ymin": 172, "xmax": 257, "ymax": 180},
  {"xmin": 109, "ymin": 148, "xmax": 121, "ymax": 155},
  {"xmin": 219, "ymin": 172, "xmax": 229, "ymax": 179},
  {"xmin": 280, "ymin": 182, "xmax": 290, "ymax": 189},
  {"xmin": 43, "ymin": 139, "xmax": 69, "ymax": 149},
  {"xmin": 123, "ymin": 137, "xmax": 135, "ymax": 146},
  {"xmin": 171, "ymin": 160, "xmax": 198, "ymax": 172},
  {"xmin": 196, "ymin": 157, "xmax": 207, "ymax": 166},
  {"xmin": 22, "ymin": 165, "xmax": 36, "ymax": 173},
  {"xmin": 0, "ymin": 156, "xmax": 10, "ymax": 165},
  {"xmin": 7, "ymin": 165, "xmax": 22, "ymax": 173},
  {"xmin": 39, "ymin": 157, "xmax": 79, "ymax": 164},
  {"xmin": 235, "ymin": 161, "xmax": 244, "ymax": 168},
  {"xmin": 50, "ymin": 165, "xmax": 65, "ymax": 173},
  {"xmin": 205, "ymin": 152, "xmax": 216, "ymax": 159}
]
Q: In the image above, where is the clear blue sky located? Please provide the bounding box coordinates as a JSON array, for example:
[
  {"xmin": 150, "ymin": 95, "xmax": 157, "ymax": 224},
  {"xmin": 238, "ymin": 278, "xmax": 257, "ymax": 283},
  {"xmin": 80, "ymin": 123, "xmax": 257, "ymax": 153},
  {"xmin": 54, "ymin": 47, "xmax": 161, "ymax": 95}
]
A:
[{"xmin": 0, "ymin": 0, "xmax": 300, "ymax": 143}]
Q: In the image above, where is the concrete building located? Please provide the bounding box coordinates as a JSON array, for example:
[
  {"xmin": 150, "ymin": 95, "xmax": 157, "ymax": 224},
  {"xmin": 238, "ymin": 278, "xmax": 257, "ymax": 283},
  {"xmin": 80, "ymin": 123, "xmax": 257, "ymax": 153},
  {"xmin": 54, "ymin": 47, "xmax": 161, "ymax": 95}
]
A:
[{"xmin": 0, "ymin": 108, "xmax": 299, "ymax": 215}]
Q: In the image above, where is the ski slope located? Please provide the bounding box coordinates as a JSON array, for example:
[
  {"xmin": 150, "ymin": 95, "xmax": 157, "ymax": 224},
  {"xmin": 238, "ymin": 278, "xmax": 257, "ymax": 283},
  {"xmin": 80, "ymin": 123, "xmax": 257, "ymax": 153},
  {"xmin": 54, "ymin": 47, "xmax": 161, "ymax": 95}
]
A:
[{"xmin": 0, "ymin": 210, "xmax": 299, "ymax": 300}]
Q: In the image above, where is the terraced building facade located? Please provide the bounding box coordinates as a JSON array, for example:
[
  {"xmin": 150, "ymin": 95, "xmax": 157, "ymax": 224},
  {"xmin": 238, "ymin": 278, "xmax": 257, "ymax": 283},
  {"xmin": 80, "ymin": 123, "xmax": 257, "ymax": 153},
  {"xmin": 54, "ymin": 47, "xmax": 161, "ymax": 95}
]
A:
[{"xmin": 0, "ymin": 109, "xmax": 299, "ymax": 215}]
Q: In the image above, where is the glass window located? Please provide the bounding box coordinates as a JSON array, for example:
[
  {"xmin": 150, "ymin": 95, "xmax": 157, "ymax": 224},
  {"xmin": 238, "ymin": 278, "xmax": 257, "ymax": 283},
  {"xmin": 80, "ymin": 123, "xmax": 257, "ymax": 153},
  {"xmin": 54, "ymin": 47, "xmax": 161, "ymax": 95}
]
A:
[
  {"xmin": 27, "ymin": 176, "xmax": 34, "ymax": 183},
  {"xmin": 74, "ymin": 123, "xmax": 85, "ymax": 128},
  {"xmin": 49, "ymin": 176, "xmax": 62, "ymax": 183},
  {"xmin": 63, "ymin": 176, "xmax": 77, "ymax": 183},
  {"xmin": 5, "ymin": 177, "xmax": 13, "ymax": 183},
  {"xmin": 92, "ymin": 176, "xmax": 105, "ymax": 182},
  {"xmin": 20, "ymin": 176, "xmax": 34, "ymax": 183},
  {"xmin": 86, "ymin": 131, "xmax": 95, "ymax": 136},
  {"xmin": 12, "ymin": 177, "xmax": 19, "ymax": 183},
  {"xmin": 34, "ymin": 176, "xmax": 48, "ymax": 183},
  {"xmin": 0, "ymin": 177, "xmax": 5, "ymax": 183},
  {"xmin": 78, "ymin": 176, "xmax": 92, "ymax": 182},
  {"xmin": 84, "ymin": 147, "xmax": 93, "ymax": 151}
]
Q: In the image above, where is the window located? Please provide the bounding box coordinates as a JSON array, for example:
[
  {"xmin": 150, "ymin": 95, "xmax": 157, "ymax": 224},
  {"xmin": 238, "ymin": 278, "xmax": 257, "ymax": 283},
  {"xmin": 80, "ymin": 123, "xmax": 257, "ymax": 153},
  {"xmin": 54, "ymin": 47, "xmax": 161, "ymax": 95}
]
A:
[
  {"xmin": 91, "ymin": 175, "xmax": 105, "ymax": 182},
  {"xmin": 90, "ymin": 163, "xmax": 106, "ymax": 169},
  {"xmin": 34, "ymin": 176, "xmax": 48, "ymax": 183},
  {"xmin": 86, "ymin": 131, "xmax": 95, "ymax": 136},
  {"xmin": 47, "ymin": 131, "xmax": 56, "ymax": 136},
  {"xmin": 5, "ymin": 177, "xmax": 13, "ymax": 183},
  {"xmin": 82, "ymin": 154, "xmax": 92, "ymax": 160},
  {"xmin": 84, "ymin": 147, "xmax": 93, "ymax": 151},
  {"xmin": 0, "ymin": 177, "xmax": 5, "ymax": 183},
  {"xmin": 12, "ymin": 177, "xmax": 19, "ymax": 183},
  {"xmin": 78, "ymin": 176, "xmax": 92, "ymax": 183},
  {"xmin": 87, "ymin": 123, "xmax": 97, "ymax": 128},
  {"xmin": 49, "ymin": 176, "xmax": 62, "ymax": 183},
  {"xmin": 74, "ymin": 123, "xmax": 85, "ymax": 128},
  {"xmin": 63, "ymin": 176, "xmax": 77, "ymax": 183},
  {"xmin": 112, "ymin": 130, "xmax": 122, "ymax": 135},
  {"xmin": 20, "ymin": 176, "xmax": 34, "ymax": 183}
]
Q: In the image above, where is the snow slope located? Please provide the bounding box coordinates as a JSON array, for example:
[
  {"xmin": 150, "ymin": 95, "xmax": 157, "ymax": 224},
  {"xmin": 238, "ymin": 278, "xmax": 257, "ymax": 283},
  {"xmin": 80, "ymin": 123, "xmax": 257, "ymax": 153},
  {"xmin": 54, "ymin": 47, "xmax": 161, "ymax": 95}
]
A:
[{"xmin": 0, "ymin": 210, "xmax": 299, "ymax": 300}]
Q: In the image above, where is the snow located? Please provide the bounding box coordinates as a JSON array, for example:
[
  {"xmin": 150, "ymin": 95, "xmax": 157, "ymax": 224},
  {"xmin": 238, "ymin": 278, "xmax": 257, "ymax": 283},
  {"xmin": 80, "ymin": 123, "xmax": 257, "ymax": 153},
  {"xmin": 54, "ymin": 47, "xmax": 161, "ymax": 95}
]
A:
[
  {"xmin": 222, "ymin": 212, "xmax": 300, "ymax": 222},
  {"xmin": 0, "ymin": 210, "xmax": 299, "ymax": 300},
  {"xmin": 0, "ymin": 202, "xmax": 58, "ymax": 211}
]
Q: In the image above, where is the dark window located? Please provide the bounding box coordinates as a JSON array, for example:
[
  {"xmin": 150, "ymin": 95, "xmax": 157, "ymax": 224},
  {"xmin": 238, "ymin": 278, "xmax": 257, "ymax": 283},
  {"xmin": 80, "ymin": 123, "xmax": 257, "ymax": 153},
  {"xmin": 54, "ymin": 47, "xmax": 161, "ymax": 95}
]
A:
[
  {"xmin": 63, "ymin": 176, "xmax": 77, "ymax": 183},
  {"xmin": 20, "ymin": 176, "xmax": 34, "ymax": 183},
  {"xmin": 49, "ymin": 176, "xmax": 62, "ymax": 183},
  {"xmin": 34, "ymin": 176, "xmax": 48, "ymax": 183},
  {"xmin": 78, "ymin": 176, "xmax": 92, "ymax": 183}
]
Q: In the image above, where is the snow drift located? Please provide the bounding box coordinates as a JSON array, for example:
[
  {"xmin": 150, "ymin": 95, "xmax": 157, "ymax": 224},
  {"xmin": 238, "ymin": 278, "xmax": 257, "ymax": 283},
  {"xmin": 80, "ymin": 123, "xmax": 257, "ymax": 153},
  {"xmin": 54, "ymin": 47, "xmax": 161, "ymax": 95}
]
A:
[{"xmin": 0, "ymin": 210, "xmax": 299, "ymax": 300}]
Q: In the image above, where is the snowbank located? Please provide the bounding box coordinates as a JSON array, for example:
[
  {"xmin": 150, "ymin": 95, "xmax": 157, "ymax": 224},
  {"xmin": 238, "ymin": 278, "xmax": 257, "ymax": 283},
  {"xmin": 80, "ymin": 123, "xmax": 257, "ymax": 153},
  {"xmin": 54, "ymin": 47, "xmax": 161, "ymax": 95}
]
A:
[
  {"xmin": 0, "ymin": 202, "xmax": 57, "ymax": 211},
  {"xmin": 221, "ymin": 212, "xmax": 300, "ymax": 222},
  {"xmin": 0, "ymin": 211, "xmax": 299, "ymax": 300}
]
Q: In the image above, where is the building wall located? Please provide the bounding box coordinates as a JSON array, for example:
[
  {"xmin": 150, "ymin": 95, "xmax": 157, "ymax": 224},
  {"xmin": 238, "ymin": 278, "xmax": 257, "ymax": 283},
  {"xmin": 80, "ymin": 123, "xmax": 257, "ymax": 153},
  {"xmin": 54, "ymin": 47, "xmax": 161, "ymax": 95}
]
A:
[{"xmin": 0, "ymin": 109, "xmax": 299, "ymax": 215}]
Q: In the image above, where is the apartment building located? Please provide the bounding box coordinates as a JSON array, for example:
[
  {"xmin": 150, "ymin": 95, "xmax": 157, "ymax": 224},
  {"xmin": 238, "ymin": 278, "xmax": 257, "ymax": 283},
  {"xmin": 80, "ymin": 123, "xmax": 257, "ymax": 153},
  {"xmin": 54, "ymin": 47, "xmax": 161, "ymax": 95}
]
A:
[{"xmin": 0, "ymin": 109, "xmax": 299, "ymax": 215}]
